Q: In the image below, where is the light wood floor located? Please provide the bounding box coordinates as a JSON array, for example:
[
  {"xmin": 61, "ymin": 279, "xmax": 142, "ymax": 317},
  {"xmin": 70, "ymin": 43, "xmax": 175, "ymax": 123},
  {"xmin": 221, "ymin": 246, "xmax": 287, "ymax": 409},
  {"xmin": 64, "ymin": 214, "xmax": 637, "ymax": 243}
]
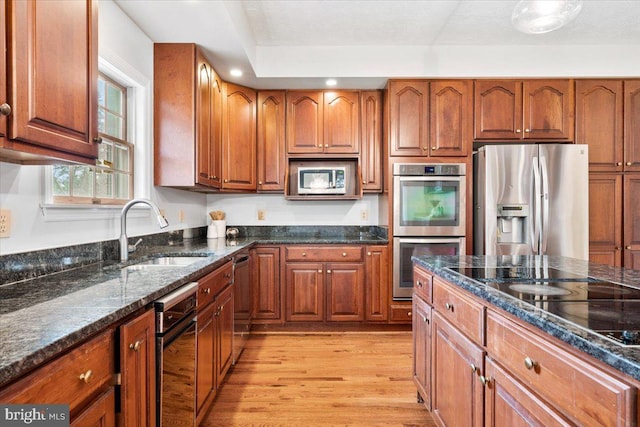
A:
[{"xmin": 202, "ymin": 331, "xmax": 437, "ymax": 427}]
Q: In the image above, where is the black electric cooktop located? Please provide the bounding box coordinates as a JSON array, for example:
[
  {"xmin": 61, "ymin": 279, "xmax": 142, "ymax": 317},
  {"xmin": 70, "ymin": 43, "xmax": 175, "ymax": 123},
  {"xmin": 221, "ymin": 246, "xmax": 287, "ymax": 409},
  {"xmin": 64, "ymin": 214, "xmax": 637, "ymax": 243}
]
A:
[{"xmin": 446, "ymin": 266, "xmax": 640, "ymax": 346}]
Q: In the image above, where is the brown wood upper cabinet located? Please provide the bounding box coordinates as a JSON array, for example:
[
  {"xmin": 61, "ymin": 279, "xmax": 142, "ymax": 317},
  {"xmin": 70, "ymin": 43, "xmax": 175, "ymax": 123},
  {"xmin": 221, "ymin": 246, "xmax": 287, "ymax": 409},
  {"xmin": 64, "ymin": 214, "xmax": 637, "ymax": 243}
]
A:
[
  {"xmin": 1, "ymin": 0, "xmax": 100, "ymax": 164},
  {"xmin": 257, "ymin": 91, "xmax": 286, "ymax": 192},
  {"xmin": 388, "ymin": 80, "xmax": 471, "ymax": 157},
  {"xmin": 286, "ymin": 91, "xmax": 360, "ymax": 154},
  {"xmin": 625, "ymin": 80, "xmax": 640, "ymax": 172},
  {"xmin": 360, "ymin": 91, "xmax": 383, "ymax": 192},
  {"xmin": 474, "ymin": 79, "xmax": 574, "ymax": 141},
  {"xmin": 154, "ymin": 43, "xmax": 223, "ymax": 191},
  {"xmin": 222, "ymin": 82, "xmax": 257, "ymax": 191}
]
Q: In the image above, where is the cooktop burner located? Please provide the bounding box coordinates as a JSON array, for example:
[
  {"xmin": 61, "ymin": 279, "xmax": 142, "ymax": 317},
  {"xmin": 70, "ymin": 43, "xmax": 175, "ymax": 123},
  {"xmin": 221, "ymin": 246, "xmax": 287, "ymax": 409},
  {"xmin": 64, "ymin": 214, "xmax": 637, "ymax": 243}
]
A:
[
  {"xmin": 487, "ymin": 280, "xmax": 640, "ymax": 302},
  {"xmin": 530, "ymin": 300, "xmax": 640, "ymax": 346}
]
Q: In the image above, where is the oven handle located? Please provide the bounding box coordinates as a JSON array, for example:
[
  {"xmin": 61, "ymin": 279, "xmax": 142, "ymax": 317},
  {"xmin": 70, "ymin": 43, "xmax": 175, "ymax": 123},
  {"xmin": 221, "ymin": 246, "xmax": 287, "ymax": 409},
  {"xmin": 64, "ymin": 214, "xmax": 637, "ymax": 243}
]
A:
[{"xmin": 161, "ymin": 314, "xmax": 196, "ymax": 348}]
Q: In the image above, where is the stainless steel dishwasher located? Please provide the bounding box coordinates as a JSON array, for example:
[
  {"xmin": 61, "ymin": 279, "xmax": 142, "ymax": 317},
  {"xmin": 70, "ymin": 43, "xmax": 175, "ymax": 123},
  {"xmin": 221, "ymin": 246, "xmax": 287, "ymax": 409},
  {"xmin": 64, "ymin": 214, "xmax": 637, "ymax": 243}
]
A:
[
  {"xmin": 232, "ymin": 251, "xmax": 252, "ymax": 364},
  {"xmin": 155, "ymin": 282, "xmax": 198, "ymax": 427}
]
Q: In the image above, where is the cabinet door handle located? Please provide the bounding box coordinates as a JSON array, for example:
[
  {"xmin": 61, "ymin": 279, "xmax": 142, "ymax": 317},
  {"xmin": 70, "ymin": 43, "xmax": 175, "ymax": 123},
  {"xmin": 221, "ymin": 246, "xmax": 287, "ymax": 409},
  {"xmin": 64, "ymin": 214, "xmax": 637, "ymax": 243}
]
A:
[
  {"xmin": 432, "ymin": 146, "xmax": 437, "ymax": 150},
  {"xmin": 327, "ymin": 270, "xmax": 332, "ymax": 273},
  {"xmin": 318, "ymin": 269, "xmax": 322, "ymax": 273},
  {"xmin": 480, "ymin": 375, "xmax": 491, "ymax": 386},
  {"xmin": 445, "ymin": 302, "xmax": 453, "ymax": 311},
  {"xmin": 524, "ymin": 356, "xmax": 537, "ymax": 370},
  {"xmin": 0, "ymin": 103, "xmax": 11, "ymax": 116},
  {"xmin": 224, "ymin": 179, "xmax": 228, "ymax": 183},
  {"xmin": 324, "ymin": 144, "xmax": 329, "ymax": 148},
  {"xmin": 524, "ymin": 129, "xmax": 530, "ymax": 133},
  {"xmin": 202, "ymin": 288, "xmax": 211, "ymax": 294},
  {"xmin": 626, "ymin": 245, "xmax": 632, "ymax": 250},
  {"xmin": 627, "ymin": 162, "xmax": 632, "ymax": 166},
  {"xmin": 470, "ymin": 363, "xmax": 477, "ymax": 373},
  {"xmin": 129, "ymin": 340, "xmax": 141, "ymax": 351},
  {"xmin": 93, "ymin": 136, "xmax": 103, "ymax": 144},
  {"xmin": 416, "ymin": 280, "xmax": 423, "ymax": 288},
  {"xmin": 422, "ymin": 315, "xmax": 429, "ymax": 324},
  {"xmin": 617, "ymin": 162, "xmax": 623, "ymax": 166},
  {"xmin": 516, "ymin": 129, "xmax": 521, "ymax": 133},
  {"xmin": 79, "ymin": 370, "xmax": 93, "ymax": 383}
]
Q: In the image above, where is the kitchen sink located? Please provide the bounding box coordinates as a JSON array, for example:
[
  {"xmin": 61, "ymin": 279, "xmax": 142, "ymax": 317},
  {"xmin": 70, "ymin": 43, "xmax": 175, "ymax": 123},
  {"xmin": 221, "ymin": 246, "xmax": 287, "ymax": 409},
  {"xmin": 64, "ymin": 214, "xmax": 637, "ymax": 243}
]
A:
[{"xmin": 124, "ymin": 256, "xmax": 210, "ymax": 270}]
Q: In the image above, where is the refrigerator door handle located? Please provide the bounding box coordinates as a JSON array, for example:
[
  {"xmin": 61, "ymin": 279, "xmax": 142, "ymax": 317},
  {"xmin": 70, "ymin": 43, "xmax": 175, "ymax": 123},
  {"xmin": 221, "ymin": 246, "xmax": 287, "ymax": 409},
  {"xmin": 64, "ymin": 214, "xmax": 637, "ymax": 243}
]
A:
[
  {"xmin": 531, "ymin": 157, "xmax": 541, "ymax": 254},
  {"xmin": 540, "ymin": 155, "xmax": 550, "ymax": 254}
]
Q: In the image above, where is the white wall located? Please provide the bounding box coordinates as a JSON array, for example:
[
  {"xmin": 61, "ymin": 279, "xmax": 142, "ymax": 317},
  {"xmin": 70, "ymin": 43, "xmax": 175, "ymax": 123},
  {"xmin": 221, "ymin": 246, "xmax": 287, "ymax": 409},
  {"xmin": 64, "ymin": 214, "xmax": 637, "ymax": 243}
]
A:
[
  {"xmin": 206, "ymin": 193, "xmax": 379, "ymax": 226},
  {"xmin": 0, "ymin": 0, "xmax": 207, "ymax": 255}
]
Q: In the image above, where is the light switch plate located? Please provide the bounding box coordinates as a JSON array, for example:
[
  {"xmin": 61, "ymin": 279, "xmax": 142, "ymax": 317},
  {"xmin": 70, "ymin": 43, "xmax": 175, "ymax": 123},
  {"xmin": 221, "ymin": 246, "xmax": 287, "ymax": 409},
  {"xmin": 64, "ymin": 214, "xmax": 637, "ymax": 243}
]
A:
[{"xmin": 0, "ymin": 209, "xmax": 11, "ymax": 238}]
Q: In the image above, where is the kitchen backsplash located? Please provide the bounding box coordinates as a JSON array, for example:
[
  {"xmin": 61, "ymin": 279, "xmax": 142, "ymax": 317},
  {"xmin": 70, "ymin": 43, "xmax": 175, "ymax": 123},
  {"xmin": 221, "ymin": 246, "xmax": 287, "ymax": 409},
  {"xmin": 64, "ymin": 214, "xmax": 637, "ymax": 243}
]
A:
[{"xmin": 0, "ymin": 226, "xmax": 387, "ymax": 286}]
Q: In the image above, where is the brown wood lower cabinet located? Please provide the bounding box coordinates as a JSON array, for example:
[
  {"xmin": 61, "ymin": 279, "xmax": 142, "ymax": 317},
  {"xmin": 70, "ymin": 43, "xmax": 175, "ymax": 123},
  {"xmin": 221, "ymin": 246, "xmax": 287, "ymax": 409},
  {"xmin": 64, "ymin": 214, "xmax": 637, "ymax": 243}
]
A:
[
  {"xmin": 70, "ymin": 388, "xmax": 116, "ymax": 427},
  {"xmin": 413, "ymin": 265, "xmax": 639, "ymax": 427},
  {"xmin": 252, "ymin": 246, "xmax": 282, "ymax": 323}
]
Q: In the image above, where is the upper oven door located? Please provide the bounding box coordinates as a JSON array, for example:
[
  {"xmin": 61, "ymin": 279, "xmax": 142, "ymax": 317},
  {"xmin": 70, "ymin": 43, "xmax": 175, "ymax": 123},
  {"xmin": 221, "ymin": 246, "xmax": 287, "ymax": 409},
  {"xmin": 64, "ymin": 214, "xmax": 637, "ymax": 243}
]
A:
[{"xmin": 393, "ymin": 175, "xmax": 466, "ymax": 236}]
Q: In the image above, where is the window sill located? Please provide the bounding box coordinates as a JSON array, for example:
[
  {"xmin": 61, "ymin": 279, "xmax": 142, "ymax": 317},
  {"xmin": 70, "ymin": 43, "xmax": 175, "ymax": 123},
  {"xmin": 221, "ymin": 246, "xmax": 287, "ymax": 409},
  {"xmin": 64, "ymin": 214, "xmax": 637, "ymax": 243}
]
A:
[{"xmin": 40, "ymin": 203, "xmax": 151, "ymax": 222}]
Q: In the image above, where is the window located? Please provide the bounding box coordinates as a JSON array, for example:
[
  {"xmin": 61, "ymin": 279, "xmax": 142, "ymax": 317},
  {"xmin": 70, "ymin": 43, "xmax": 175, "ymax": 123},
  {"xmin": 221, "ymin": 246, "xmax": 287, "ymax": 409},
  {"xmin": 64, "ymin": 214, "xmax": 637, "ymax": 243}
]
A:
[{"xmin": 51, "ymin": 73, "xmax": 134, "ymax": 205}]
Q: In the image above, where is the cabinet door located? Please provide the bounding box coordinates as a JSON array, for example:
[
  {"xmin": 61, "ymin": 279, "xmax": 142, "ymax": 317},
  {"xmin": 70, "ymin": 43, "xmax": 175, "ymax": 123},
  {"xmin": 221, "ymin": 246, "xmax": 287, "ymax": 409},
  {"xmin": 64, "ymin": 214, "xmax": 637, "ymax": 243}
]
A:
[
  {"xmin": 196, "ymin": 56, "xmax": 214, "ymax": 187},
  {"xmin": 252, "ymin": 246, "xmax": 282, "ymax": 323},
  {"xmin": 589, "ymin": 174, "xmax": 623, "ymax": 267},
  {"xmin": 222, "ymin": 83, "xmax": 256, "ymax": 190},
  {"xmin": 7, "ymin": 0, "xmax": 98, "ymax": 161},
  {"xmin": 196, "ymin": 303, "xmax": 215, "ymax": 416},
  {"xmin": 360, "ymin": 91, "xmax": 382, "ymax": 192},
  {"xmin": 625, "ymin": 80, "xmax": 640, "ymax": 172},
  {"xmin": 624, "ymin": 173, "xmax": 640, "ymax": 269},
  {"xmin": 216, "ymin": 285, "xmax": 234, "ymax": 383},
  {"xmin": 210, "ymin": 68, "xmax": 223, "ymax": 188},
  {"xmin": 285, "ymin": 262, "xmax": 324, "ymax": 321},
  {"xmin": 286, "ymin": 91, "xmax": 323, "ymax": 154},
  {"xmin": 0, "ymin": 0, "xmax": 6, "ymax": 142},
  {"xmin": 388, "ymin": 80, "xmax": 429, "ymax": 156},
  {"xmin": 576, "ymin": 80, "xmax": 623, "ymax": 172},
  {"xmin": 323, "ymin": 91, "xmax": 359, "ymax": 153},
  {"xmin": 257, "ymin": 91, "xmax": 286, "ymax": 192},
  {"xmin": 70, "ymin": 388, "xmax": 116, "ymax": 427},
  {"xmin": 119, "ymin": 310, "xmax": 156, "ymax": 427},
  {"xmin": 474, "ymin": 80, "xmax": 522, "ymax": 140},
  {"xmin": 484, "ymin": 357, "xmax": 572, "ymax": 427},
  {"xmin": 430, "ymin": 80, "xmax": 472, "ymax": 157},
  {"xmin": 523, "ymin": 79, "xmax": 574, "ymax": 140},
  {"xmin": 431, "ymin": 312, "xmax": 484, "ymax": 427},
  {"xmin": 412, "ymin": 296, "xmax": 431, "ymax": 410},
  {"xmin": 365, "ymin": 245, "xmax": 388, "ymax": 322},
  {"xmin": 326, "ymin": 262, "xmax": 365, "ymax": 321}
]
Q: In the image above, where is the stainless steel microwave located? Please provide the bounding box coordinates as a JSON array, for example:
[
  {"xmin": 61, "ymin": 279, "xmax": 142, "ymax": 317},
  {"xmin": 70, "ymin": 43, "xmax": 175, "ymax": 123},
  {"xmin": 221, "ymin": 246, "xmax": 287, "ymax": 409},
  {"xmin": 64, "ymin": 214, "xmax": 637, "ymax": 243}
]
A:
[{"xmin": 298, "ymin": 167, "xmax": 346, "ymax": 195}]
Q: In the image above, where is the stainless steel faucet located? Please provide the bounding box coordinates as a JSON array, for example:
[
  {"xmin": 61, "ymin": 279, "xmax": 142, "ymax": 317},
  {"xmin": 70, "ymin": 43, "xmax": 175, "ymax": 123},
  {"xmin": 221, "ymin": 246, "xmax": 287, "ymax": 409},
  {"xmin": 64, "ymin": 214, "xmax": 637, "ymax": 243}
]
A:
[{"xmin": 119, "ymin": 198, "xmax": 169, "ymax": 261}]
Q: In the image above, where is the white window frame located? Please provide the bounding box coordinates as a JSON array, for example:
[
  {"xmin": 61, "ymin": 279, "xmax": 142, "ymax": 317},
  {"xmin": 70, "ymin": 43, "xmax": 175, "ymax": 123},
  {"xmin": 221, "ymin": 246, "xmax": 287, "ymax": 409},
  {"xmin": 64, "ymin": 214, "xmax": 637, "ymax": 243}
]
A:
[{"xmin": 41, "ymin": 55, "xmax": 152, "ymax": 222}]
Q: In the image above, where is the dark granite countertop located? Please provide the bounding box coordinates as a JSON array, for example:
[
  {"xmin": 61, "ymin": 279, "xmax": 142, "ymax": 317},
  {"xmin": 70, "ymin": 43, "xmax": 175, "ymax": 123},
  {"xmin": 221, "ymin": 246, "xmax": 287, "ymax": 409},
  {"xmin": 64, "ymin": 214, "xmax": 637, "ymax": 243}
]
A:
[
  {"xmin": 0, "ymin": 230, "xmax": 387, "ymax": 388},
  {"xmin": 412, "ymin": 255, "xmax": 640, "ymax": 382}
]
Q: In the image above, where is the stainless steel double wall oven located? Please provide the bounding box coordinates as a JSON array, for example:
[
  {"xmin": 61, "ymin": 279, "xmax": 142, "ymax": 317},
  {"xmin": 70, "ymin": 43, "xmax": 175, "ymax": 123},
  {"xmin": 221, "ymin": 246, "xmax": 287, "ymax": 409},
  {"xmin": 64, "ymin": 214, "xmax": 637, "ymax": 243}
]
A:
[{"xmin": 393, "ymin": 163, "xmax": 467, "ymax": 300}]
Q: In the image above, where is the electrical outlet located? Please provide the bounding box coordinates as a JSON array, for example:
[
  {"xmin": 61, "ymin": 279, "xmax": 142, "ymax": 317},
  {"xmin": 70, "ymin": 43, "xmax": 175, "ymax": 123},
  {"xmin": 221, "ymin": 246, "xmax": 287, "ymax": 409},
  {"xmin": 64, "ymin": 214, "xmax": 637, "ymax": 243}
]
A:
[
  {"xmin": 257, "ymin": 209, "xmax": 266, "ymax": 221},
  {"xmin": 361, "ymin": 209, "xmax": 368, "ymax": 220},
  {"xmin": 0, "ymin": 209, "xmax": 12, "ymax": 238}
]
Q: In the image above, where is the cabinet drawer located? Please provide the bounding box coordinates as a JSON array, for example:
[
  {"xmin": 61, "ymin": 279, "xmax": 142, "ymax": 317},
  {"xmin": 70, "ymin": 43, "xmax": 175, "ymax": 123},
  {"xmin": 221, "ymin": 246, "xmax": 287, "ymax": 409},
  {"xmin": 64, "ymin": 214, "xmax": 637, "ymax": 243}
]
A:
[
  {"xmin": 413, "ymin": 266, "xmax": 433, "ymax": 303},
  {"xmin": 432, "ymin": 278, "xmax": 484, "ymax": 344},
  {"xmin": 0, "ymin": 329, "xmax": 115, "ymax": 414},
  {"xmin": 285, "ymin": 246, "xmax": 363, "ymax": 262},
  {"xmin": 197, "ymin": 260, "xmax": 233, "ymax": 308},
  {"xmin": 487, "ymin": 310, "xmax": 635, "ymax": 427},
  {"xmin": 389, "ymin": 304, "xmax": 412, "ymax": 323}
]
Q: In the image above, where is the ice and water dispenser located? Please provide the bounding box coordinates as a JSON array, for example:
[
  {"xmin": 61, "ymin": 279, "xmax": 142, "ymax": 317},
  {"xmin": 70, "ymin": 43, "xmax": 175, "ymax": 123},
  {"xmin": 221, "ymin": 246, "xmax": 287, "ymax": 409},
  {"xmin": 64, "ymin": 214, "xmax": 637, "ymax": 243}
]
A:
[{"xmin": 496, "ymin": 204, "xmax": 529, "ymax": 245}]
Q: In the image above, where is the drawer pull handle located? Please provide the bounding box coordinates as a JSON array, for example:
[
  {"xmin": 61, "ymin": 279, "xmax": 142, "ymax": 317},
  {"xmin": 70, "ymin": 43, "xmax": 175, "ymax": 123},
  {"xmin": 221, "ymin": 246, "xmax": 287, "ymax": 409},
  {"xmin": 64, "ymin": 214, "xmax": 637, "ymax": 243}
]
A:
[
  {"xmin": 422, "ymin": 315, "xmax": 429, "ymax": 324},
  {"xmin": 79, "ymin": 370, "xmax": 93, "ymax": 383},
  {"xmin": 445, "ymin": 303, "xmax": 453, "ymax": 311},
  {"xmin": 480, "ymin": 375, "xmax": 491, "ymax": 386},
  {"xmin": 130, "ymin": 340, "xmax": 141, "ymax": 351},
  {"xmin": 408, "ymin": 311, "xmax": 412, "ymax": 317},
  {"xmin": 342, "ymin": 252, "xmax": 347, "ymax": 257},
  {"xmin": 470, "ymin": 363, "xmax": 477, "ymax": 373},
  {"xmin": 524, "ymin": 356, "xmax": 537, "ymax": 370},
  {"xmin": 203, "ymin": 288, "xmax": 211, "ymax": 294},
  {"xmin": 417, "ymin": 281, "xmax": 423, "ymax": 288},
  {"xmin": 302, "ymin": 252, "xmax": 307, "ymax": 257}
]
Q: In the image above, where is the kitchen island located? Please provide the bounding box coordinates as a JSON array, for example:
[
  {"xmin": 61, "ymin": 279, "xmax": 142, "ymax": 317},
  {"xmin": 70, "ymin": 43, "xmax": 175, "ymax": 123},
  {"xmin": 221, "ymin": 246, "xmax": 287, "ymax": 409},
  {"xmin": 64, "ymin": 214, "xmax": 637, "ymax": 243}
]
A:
[{"xmin": 412, "ymin": 254, "xmax": 640, "ymax": 426}]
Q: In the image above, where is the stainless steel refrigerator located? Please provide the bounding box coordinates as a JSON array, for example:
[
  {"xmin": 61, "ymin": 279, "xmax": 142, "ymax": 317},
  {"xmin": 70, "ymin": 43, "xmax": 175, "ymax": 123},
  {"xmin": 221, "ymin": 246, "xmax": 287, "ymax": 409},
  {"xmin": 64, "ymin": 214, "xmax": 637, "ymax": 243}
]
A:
[{"xmin": 474, "ymin": 144, "xmax": 589, "ymax": 260}]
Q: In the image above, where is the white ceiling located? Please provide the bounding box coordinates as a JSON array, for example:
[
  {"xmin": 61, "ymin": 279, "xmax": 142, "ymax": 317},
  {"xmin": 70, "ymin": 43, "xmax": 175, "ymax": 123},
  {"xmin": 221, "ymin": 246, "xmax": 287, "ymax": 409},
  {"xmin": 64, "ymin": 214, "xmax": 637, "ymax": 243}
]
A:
[{"xmin": 114, "ymin": 0, "xmax": 640, "ymax": 89}]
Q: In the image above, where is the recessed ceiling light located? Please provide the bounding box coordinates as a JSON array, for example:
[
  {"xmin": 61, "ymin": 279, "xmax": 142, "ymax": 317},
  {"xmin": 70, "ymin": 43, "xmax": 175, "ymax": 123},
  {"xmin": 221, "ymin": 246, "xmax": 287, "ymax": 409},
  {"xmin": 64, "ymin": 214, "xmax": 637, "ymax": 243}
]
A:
[
  {"xmin": 326, "ymin": 79, "xmax": 337, "ymax": 87},
  {"xmin": 230, "ymin": 69, "xmax": 243, "ymax": 77}
]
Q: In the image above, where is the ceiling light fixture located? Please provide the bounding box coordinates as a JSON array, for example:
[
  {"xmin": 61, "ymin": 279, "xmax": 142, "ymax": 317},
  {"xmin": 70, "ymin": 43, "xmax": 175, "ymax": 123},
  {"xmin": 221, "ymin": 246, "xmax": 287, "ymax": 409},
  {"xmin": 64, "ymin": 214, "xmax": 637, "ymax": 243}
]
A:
[
  {"xmin": 325, "ymin": 79, "xmax": 337, "ymax": 87},
  {"xmin": 512, "ymin": 0, "xmax": 583, "ymax": 34},
  {"xmin": 230, "ymin": 68, "xmax": 243, "ymax": 77}
]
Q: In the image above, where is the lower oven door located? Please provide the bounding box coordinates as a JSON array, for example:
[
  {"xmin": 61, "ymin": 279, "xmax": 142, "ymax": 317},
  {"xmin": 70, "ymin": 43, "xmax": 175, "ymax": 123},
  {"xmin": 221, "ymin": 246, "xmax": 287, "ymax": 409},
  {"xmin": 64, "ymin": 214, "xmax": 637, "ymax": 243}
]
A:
[
  {"xmin": 393, "ymin": 237, "xmax": 466, "ymax": 300},
  {"xmin": 157, "ymin": 316, "xmax": 196, "ymax": 427}
]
